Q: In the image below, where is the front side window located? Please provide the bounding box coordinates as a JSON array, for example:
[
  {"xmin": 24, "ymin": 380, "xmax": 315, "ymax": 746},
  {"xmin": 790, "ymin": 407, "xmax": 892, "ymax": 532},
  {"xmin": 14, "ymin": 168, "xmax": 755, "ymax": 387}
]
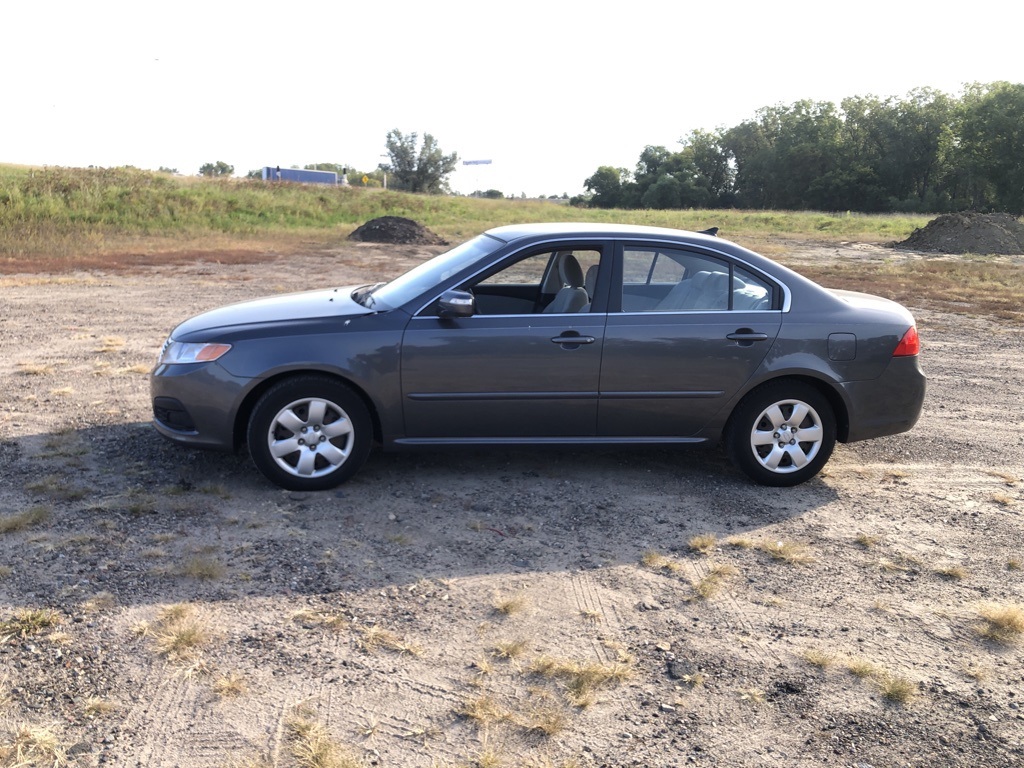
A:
[{"xmin": 460, "ymin": 247, "xmax": 602, "ymax": 315}]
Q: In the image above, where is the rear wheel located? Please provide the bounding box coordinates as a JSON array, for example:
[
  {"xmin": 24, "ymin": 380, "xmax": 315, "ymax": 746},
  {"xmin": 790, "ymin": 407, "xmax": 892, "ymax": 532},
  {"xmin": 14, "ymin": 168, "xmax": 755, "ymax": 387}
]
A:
[
  {"xmin": 247, "ymin": 376, "xmax": 371, "ymax": 491},
  {"xmin": 727, "ymin": 381, "xmax": 836, "ymax": 487}
]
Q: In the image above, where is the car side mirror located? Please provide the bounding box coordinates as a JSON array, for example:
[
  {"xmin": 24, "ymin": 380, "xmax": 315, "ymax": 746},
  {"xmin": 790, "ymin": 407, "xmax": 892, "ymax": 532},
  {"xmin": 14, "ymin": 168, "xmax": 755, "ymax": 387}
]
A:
[{"xmin": 437, "ymin": 289, "xmax": 475, "ymax": 318}]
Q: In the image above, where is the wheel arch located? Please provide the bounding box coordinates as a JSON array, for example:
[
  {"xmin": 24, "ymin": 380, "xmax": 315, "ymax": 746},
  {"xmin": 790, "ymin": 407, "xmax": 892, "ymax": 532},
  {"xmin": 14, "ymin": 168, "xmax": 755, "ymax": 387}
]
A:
[
  {"xmin": 232, "ymin": 370, "xmax": 384, "ymax": 452},
  {"xmin": 726, "ymin": 374, "xmax": 851, "ymax": 444}
]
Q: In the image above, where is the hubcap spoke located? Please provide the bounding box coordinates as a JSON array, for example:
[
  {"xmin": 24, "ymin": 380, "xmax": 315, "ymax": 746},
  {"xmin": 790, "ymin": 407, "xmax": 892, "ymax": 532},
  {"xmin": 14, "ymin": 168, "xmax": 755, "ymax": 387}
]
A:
[
  {"xmin": 294, "ymin": 449, "xmax": 319, "ymax": 476},
  {"xmin": 762, "ymin": 445, "xmax": 787, "ymax": 470},
  {"xmin": 797, "ymin": 424, "xmax": 823, "ymax": 444},
  {"xmin": 788, "ymin": 445, "xmax": 810, "ymax": 468},
  {"xmin": 306, "ymin": 399, "xmax": 328, "ymax": 426},
  {"xmin": 764, "ymin": 405, "xmax": 786, "ymax": 430},
  {"xmin": 788, "ymin": 402, "xmax": 810, "ymax": 427},
  {"xmin": 322, "ymin": 418, "xmax": 352, "ymax": 439},
  {"xmin": 270, "ymin": 437, "xmax": 302, "ymax": 458},
  {"xmin": 317, "ymin": 442, "xmax": 348, "ymax": 465},
  {"xmin": 276, "ymin": 409, "xmax": 306, "ymax": 433},
  {"xmin": 751, "ymin": 430, "xmax": 778, "ymax": 447}
]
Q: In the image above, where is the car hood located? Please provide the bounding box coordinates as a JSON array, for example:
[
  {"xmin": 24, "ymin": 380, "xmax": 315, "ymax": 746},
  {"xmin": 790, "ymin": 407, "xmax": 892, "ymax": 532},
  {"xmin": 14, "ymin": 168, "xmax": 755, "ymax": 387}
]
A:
[{"xmin": 172, "ymin": 286, "xmax": 375, "ymax": 338}]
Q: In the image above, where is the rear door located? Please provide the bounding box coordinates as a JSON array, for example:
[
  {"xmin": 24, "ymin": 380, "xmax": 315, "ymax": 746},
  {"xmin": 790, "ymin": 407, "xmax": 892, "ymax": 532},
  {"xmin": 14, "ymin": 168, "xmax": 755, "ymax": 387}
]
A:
[{"xmin": 598, "ymin": 243, "xmax": 782, "ymax": 436}]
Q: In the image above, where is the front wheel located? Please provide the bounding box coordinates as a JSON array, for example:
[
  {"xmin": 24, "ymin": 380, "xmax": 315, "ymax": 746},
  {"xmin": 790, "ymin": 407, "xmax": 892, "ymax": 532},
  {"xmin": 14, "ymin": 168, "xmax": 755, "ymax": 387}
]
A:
[
  {"xmin": 727, "ymin": 381, "xmax": 836, "ymax": 487},
  {"xmin": 247, "ymin": 376, "xmax": 372, "ymax": 491}
]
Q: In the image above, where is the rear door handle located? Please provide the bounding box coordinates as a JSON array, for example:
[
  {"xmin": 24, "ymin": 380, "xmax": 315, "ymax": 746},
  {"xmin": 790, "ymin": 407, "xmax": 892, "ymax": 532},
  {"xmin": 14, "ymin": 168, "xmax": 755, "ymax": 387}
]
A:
[{"xmin": 726, "ymin": 332, "xmax": 769, "ymax": 341}]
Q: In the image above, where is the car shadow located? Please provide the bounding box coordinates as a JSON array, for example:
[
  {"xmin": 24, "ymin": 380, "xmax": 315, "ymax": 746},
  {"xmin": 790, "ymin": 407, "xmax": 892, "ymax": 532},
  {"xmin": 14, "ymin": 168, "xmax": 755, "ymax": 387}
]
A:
[{"xmin": 0, "ymin": 422, "xmax": 840, "ymax": 609}]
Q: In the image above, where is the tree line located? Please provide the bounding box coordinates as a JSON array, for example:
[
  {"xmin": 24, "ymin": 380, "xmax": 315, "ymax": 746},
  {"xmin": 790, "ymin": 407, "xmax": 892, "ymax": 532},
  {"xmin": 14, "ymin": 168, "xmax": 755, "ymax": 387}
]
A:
[{"xmin": 580, "ymin": 82, "xmax": 1024, "ymax": 215}]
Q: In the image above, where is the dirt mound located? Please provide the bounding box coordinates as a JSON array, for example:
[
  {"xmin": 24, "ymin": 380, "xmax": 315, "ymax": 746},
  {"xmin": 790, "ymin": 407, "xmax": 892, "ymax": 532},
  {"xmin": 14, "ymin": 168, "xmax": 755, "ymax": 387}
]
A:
[
  {"xmin": 349, "ymin": 216, "xmax": 448, "ymax": 245},
  {"xmin": 896, "ymin": 212, "xmax": 1024, "ymax": 255}
]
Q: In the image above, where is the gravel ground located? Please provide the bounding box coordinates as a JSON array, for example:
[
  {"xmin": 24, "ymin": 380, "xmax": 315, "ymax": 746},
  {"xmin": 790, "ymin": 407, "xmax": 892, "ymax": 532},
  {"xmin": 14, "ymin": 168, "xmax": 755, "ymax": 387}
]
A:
[{"xmin": 1, "ymin": 241, "xmax": 1022, "ymax": 768}]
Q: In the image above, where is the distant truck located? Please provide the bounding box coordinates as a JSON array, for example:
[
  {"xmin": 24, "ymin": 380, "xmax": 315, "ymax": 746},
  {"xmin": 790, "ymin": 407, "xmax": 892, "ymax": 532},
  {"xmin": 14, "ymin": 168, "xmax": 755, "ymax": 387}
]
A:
[{"xmin": 261, "ymin": 166, "xmax": 338, "ymax": 185}]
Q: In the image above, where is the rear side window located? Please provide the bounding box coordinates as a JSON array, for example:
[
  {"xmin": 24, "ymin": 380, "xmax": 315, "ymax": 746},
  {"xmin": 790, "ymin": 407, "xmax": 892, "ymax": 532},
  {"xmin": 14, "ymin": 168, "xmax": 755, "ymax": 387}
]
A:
[{"xmin": 621, "ymin": 246, "xmax": 776, "ymax": 312}]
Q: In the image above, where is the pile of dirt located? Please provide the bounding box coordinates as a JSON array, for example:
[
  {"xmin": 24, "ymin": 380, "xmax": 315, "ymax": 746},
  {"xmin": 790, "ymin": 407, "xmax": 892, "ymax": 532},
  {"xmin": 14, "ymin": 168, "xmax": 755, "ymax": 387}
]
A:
[
  {"xmin": 349, "ymin": 216, "xmax": 448, "ymax": 245},
  {"xmin": 896, "ymin": 212, "xmax": 1024, "ymax": 255}
]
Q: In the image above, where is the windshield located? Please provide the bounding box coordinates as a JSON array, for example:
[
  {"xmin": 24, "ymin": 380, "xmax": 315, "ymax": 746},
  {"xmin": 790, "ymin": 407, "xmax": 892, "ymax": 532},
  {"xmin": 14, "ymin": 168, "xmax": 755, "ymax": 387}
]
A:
[{"xmin": 362, "ymin": 233, "xmax": 505, "ymax": 309}]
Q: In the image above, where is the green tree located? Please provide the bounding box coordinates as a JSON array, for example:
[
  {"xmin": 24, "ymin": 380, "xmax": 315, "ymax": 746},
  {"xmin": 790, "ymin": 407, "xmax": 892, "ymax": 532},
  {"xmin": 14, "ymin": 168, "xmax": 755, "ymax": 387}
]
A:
[
  {"xmin": 957, "ymin": 82, "xmax": 1024, "ymax": 213},
  {"xmin": 583, "ymin": 166, "xmax": 633, "ymax": 208},
  {"xmin": 382, "ymin": 130, "xmax": 458, "ymax": 194},
  {"xmin": 199, "ymin": 161, "xmax": 234, "ymax": 177}
]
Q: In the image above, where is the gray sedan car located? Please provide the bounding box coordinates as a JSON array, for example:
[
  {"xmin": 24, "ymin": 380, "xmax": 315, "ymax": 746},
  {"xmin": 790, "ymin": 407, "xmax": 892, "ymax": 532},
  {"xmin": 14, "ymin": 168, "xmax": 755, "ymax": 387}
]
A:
[{"xmin": 152, "ymin": 223, "xmax": 924, "ymax": 489}]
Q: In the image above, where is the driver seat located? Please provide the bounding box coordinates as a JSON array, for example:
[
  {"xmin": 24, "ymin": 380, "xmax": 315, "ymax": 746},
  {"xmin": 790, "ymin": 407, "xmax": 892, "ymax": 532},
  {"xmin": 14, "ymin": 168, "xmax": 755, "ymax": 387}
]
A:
[{"xmin": 543, "ymin": 254, "xmax": 588, "ymax": 314}]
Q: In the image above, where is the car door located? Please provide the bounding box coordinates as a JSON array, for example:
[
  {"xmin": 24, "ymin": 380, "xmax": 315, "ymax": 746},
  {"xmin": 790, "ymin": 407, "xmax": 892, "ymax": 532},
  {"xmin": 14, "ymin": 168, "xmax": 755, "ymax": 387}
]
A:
[
  {"xmin": 400, "ymin": 245, "xmax": 609, "ymax": 439},
  {"xmin": 598, "ymin": 243, "xmax": 782, "ymax": 437}
]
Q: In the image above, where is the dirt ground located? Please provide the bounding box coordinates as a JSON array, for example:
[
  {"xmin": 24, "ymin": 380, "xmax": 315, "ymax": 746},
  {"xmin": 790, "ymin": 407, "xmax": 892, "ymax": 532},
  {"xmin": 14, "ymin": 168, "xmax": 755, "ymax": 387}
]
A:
[{"xmin": 1, "ymin": 239, "xmax": 1022, "ymax": 768}]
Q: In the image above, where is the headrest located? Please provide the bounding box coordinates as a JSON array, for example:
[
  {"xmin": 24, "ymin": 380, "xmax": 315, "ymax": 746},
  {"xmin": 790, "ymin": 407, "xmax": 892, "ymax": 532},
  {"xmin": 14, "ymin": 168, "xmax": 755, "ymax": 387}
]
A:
[{"xmin": 559, "ymin": 254, "xmax": 584, "ymax": 287}]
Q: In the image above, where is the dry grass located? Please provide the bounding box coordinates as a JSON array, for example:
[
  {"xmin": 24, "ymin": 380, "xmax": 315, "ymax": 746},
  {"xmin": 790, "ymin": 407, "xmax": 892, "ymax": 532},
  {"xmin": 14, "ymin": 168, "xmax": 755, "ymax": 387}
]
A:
[
  {"xmin": 493, "ymin": 593, "xmax": 530, "ymax": 616},
  {"xmin": 687, "ymin": 533, "xmax": 717, "ymax": 555},
  {"xmin": 844, "ymin": 657, "xmax": 879, "ymax": 679},
  {"xmin": 83, "ymin": 696, "xmax": 118, "ymax": 717},
  {"xmin": 975, "ymin": 601, "xmax": 1024, "ymax": 643},
  {"xmin": 0, "ymin": 506, "xmax": 50, "ymax": 534},
  {"xmin": 528, "ymin": 656, "xmax": 632, "ymax": 707},
  {"xmin": 291, "ymin": 609, "xmax": 349, "ymax": 632},
  {"xmin": 519, "ymin": 694, "xmax": 568, "ymax": 737},
  {"xmin": 853, "ymin": 532, "xmax": 879, "ymax": 549},
  {"xmin": 757, "ymin": 539, "xmax": 815, "ymax": 565},
  {"xmin": 286, "ymin": 714, "xmax": 365, "ymax": 768},
  {"xmin": 459, "ymin": 695, "xmax": 511, "ymax": 727},
  {"xmin": 213, "ymin": 671, "xmax": 249, "ymax": 698},
  {"xmin": 356, "ymin": 625, "xmax": 422, "ymax": 656},
  {"xmin": 691, "ymin": 563, "xmax": 739, "ymax": 600},
  {"xmin": 491, "ymin": 639, "xmax": 529, "ymax": 660},
  {"xmin": 934, "ymin": 564, "xmax": 968, "ymax": 581},
  {"xmin": 149, "ymin": 603, "xmax": 212, "ymax": 665},
  {"xmin": 81, "ymin": 591, "xmax": 116, "ymax": 613},
  {"xmin": 15, "ymin": 361, "xmax": 54, "ymax": 376},
  {"xmin": 802, "ymin": 648, "xmax": 837, "ymax": 668},
  {"xmin": 0, "ymin": 607, "xmax": 61, "ymax": 640},
  {"xmin": 0, "ymin": 723, "xmax": 67, "ymax": 767},
  {"xmin": 179, "ymin": 556, "xmax": 225, "ymax": 581},
  {"xmin": 640, "ymin": 551, "xmax": 684, "ymax": 574},
  {"xmin": 878, "ymin": 674, "xmax": 917, "ymax": 705}
]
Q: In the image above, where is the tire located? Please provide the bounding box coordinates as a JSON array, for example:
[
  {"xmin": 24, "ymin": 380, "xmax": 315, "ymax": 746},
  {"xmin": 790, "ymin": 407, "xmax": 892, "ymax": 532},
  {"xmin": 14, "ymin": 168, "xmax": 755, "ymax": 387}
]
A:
[
  {"xmin": 247, "ymin": 376, "xmax": 372, "ymax": 491},
  {"xmin": 727, "ymin": 381, "xmax": 836, "ymax": 487}
]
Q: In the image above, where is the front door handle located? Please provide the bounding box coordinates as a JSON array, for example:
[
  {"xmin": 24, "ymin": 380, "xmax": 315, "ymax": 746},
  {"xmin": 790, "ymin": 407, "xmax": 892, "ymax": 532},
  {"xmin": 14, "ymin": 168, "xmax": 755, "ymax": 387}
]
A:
[{"xmin": 551, "ymin": 334, "xmax": 596, "ymax": 347}]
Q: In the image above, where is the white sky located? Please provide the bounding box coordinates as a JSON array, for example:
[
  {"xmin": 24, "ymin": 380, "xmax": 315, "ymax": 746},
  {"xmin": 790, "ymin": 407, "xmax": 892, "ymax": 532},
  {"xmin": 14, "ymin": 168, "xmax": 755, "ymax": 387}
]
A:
[{"xmin": 3, "ymin": 1, "xmax": 1022, "ymax": 198}]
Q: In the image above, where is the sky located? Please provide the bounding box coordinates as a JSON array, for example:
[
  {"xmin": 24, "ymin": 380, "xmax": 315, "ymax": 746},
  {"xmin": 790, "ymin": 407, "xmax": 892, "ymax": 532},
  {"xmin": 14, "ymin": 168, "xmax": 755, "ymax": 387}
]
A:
[{"xmin": 3, "ymin": 1, "xmax": 1022, "ymax": 198}]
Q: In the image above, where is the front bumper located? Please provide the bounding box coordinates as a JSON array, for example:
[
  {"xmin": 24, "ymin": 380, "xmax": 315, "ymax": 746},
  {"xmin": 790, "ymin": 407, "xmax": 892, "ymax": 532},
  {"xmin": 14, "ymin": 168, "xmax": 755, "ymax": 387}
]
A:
[{"xmin": 150, "ymin": 361, "xmax": 254, "ymax": 452}]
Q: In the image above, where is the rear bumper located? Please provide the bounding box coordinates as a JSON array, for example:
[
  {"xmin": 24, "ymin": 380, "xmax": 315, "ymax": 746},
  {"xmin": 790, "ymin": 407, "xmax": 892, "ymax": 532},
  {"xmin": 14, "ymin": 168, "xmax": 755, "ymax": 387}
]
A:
[{"xmin": 840, "ymin": 356, "xmax": 926, "ymax": 443}]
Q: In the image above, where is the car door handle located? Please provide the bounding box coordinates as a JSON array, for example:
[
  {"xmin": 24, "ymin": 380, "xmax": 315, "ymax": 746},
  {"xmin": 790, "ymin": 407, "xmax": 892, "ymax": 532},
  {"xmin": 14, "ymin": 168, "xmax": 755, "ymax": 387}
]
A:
[
  {"xmin": 551, "ymin": 334, "xmax": 596, "ymax": 345},
  {"xmin": 726, "ymin": 330, "xmax": 769, "ymax": 342}
]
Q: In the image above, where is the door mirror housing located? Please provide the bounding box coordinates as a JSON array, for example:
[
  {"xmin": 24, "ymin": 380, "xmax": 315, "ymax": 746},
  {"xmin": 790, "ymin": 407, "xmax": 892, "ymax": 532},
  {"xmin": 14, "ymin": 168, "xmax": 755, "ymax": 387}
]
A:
[{"xmin": 437, "ymin": 289, "xmax": 475, "ymax": 318}]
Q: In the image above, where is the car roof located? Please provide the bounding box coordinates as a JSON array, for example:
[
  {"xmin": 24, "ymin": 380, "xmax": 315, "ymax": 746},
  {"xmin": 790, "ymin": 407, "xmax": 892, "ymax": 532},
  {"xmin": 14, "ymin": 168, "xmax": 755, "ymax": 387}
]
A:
[{"xmin": 484, "ymin": 221, "xmax": 724, "ymax": 245}]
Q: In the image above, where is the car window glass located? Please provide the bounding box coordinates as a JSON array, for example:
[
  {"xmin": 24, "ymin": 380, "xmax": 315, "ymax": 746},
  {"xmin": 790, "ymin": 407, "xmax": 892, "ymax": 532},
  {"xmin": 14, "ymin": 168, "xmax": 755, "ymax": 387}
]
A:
[
  {"xmin": 622, "ymin": 247, "xmax": 731, "ymax": 312},
  {"xmin": 733, "ymin": 266, "xmax": 774, "ymax": 311},
  {"xmin": 463, "ymin": 247, "xmax": 602, "ymax": 315},
  {"xmin": 476, "ymin": 252, "xmax": 550, "ymax": 287}
]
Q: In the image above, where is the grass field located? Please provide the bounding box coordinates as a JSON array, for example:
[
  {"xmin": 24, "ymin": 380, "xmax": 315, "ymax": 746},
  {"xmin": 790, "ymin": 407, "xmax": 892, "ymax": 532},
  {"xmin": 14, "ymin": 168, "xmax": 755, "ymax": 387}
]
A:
[{"xmin": 0, "ymin": 164, "xmax": 930, "ymax": 264}]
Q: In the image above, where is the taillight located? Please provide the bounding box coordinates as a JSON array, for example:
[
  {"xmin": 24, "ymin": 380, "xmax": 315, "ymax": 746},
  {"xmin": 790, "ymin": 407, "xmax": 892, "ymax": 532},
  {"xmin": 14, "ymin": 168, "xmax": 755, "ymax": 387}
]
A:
[{"xmin": 893, "ymin": 326, "xmax": 920, "ymax": 357}]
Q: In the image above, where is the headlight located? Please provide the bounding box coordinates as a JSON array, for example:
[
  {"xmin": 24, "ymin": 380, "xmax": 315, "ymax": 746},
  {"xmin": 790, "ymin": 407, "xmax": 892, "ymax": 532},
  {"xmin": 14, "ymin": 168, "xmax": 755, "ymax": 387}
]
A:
[{"xmin": 158, "ymin": 339, "xmax": 232, "ymax": 365}]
